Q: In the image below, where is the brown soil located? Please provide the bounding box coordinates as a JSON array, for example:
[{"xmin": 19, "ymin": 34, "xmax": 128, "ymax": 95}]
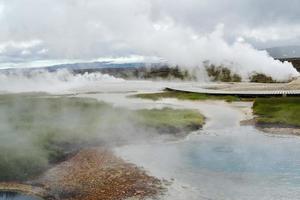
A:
[
  {"xmin": 258, "ymin": 126, "xmax": 300, "ymax": 136},
  {"xmin": 239, "ymin": 113, "xmax": 300, "ymax": 136},
  {"xmin": 37, "ymin": 148, "xmax": 163, "ymax": 200},
  {"xmin": 240, "ymin": 119, "xmax": 256, "ymax": 126},
  {"xmin": 243, "ymin": 118, "xmax": 300, "ymax": 136}
]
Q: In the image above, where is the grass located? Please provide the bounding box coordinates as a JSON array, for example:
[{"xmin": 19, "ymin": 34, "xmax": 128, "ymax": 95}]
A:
[
  {"xmin": 4, "ymin": 93, "xmax": 300, "ymax": 181},
  {"xmin": 131, "ymin": 89, "xmax": 242, "ymax": 102},
  {"xmin": 0, "ymin": 94, "xmax": 204, "ymax": 181},
  {"xmin": 136, "ymin": 108, "xmax": 204, "ymax": 132},
  {"xmin": 253, "ymin": 97, "xmax": 300, "ymax": 127},
  {"xmin": 134, "ymin": 91, "xmax": 300, "ymax": 128},
  {"xmin": 0, "ymin": 95, "xmax": 112, "ymax": 181}
]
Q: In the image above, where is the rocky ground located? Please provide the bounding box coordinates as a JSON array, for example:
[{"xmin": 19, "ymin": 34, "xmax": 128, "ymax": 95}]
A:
[
  {"xmin": 258, "ymin": 127, "xmax": 300, "ymax": 136},
  {"xmin": 0, "ymin": 148, "xmax": 165, "ymax": 200},
  {"xmin": 37, "ymin": 148, "xmax": 164, "ymax": 200},
  {"xmin": 241, "ymin": 118, "xmax": 300, "ymax": 136}
]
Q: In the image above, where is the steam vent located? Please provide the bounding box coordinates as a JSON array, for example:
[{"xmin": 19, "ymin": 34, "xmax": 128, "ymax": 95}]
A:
[{"xmin": 1, "ymin": 1, "xmax": 300, "ymax": 200}]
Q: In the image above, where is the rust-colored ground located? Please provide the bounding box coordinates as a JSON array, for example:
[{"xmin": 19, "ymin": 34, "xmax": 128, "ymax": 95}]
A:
[{"xmin": 39, "ymin": 148, "xmax": 163, "ymax": 200}]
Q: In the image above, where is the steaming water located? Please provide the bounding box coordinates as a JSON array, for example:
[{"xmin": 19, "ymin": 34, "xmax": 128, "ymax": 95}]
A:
[
  {"xmin": 0, "ymin": 69, "xmax": 124, "ymax": 93},
  {"xmin": 0, "ymin": 192, "xmax": 41, "ymax": 200},
  {"xmin": 114, "ymin": 100, "xmax": 300, "ymax": 200},
  {"xmin": 1, "ymin": 70, "xmax": 300, "ymax": 199}
]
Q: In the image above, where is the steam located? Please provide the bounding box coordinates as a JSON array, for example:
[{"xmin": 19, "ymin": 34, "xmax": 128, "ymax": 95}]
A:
[
  {"xmin": 129, "ymin": 24, "xmax": 299, "ymax": 81},
  {"xmin": 0, "ymin": 94, "xmax": 166, "ymax": 181},
  {"xmin": 0, "ymin": 69, "xmax": 124, "ymax": 93},
  {"xmin": 0, "ymin": 1, "xmax": 299, "ymax": 82}
]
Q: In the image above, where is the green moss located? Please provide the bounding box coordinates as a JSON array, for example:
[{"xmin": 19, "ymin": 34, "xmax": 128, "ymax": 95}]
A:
[
  {"xmin": 136, "ymin": 108, "xmax": 204, "ymax": 132},
  {"xmin": 0, "ymin": 94, "xmax": 205, "ymax": 181},
  {"xmin": 131, "ymin": 89, "xmax": 242, "ymax": 102},
  {"xmin": 253, "ymin": 97, "xmax": 300, "ymax": 127},
  {"xmin": 0, "ymin": 148, "xmax": 48, "ymax": 181}
]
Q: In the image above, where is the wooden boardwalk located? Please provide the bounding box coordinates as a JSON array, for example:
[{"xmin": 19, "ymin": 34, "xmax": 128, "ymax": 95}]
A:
[{"xmin": 166, "ymin": 87, "xmax": 300, "ymax": 98}]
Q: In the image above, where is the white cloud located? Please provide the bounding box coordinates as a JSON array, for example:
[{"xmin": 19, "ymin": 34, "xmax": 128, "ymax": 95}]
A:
[
  {"xmin": 0, "ymin": 2, "xmax": 4, "ymax": 19},
  {"xmin": 0, "ymin": 0, "xmax": 299, "ymax": 81},
  {"xmin": 0, "ymin": 39, "xmax": 45, "ymax": 62},
  {"xmin": 0, "ymin": 40, "xmax": 42, "ymax": 50},
  {"xmin": 241, "ymin": 25, "xmax": 300, "ymax": 42},
  {"xmin": 0, "ymin": 55, "xmax": 163, "ymax": 69},
  {"xmin": 0, "ymin": 0, "xmax": 299, "ymax": 61}
]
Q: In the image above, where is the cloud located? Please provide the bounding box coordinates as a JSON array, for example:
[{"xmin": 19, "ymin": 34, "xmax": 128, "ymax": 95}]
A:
[
  {"xmin": 0, "ymin": 0, "xmax": 299, "ymax": 80},
  {"xmin": 0, "ymin": 2, "xmax": 4, "ymax": 19},
  {"xmin": 0, "ymin": 0, "xmax": 299, "ymax": 59},
  {"xmin": 0, "ymin": 40, "xmax": 46, "ymax": 62},
  {"xmin": 240, "ymin": 24, "xmax": 300, "ymax": 43}
]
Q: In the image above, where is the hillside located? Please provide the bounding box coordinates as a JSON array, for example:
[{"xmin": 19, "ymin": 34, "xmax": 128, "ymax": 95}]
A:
[{"xmin": 266, "ymin": 46, "xmax": 300, "ymax": 58}]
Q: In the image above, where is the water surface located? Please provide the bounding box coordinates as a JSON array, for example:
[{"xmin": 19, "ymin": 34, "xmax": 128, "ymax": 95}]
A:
[
  {"xmin": 115, "ymin": 100, "xmax": 300, "ymax": 200},
  {"xmin": 0, "ymin": 192, "xmax": 41, "ymax": 200}
]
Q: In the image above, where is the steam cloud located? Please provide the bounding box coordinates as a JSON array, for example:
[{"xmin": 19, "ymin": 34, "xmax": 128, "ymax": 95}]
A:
[
  {"xmin": 0, "ymin": 0, "xmax": 299, "ymax": 81},
  {"xmin": 129, "ymin": 24, "xmax": 299, "ymax": 81},
  {"xmin": 0, "ymin": 69, "xmax": 124, "ymax": 93}
]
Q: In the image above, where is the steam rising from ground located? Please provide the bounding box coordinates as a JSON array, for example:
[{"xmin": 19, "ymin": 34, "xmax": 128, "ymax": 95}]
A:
[
  {"xmin": 0, "ymin": 69, "xmax": 124, "ymax": 93},
  {"xmin": 0, "ymin": 94, "xmax": 168, "ymax": 181},
  {"xmin": 0, "ymin": 1, "xmax": 299, "ymax": 81},
  {"xmin": 130, "ymin": 24, "xmax": 299, "ymax": 82}
]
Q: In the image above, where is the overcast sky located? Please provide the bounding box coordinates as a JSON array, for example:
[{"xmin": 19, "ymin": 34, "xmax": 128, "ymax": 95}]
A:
[{"xmin": 0, "ymin": 0, "xmax": 300, "ymax": 67}]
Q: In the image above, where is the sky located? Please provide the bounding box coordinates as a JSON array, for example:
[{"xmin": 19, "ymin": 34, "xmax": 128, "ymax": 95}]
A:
[{"xmin": 0, "ymin": 0, "xmax": 300, "ymax": 68}]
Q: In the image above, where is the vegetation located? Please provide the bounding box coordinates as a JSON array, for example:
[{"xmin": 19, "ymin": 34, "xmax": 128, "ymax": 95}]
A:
[
  {"xmin": 205, "ymin": 64, "xmax": 285, "ymax": 83},
  {"xmin": 3, "ymin": 93, "xmax": 300, "ymax": 181},
  {"xmin": 250, "ymin": 73, "xmax": 276, "ymax": 83},
  {"xmin": 136, "ymin": 108, "xmax": 204, "ymax": 133},
  {"xmin": 0, "ymin": 148, "xmax": 48, "ymax": 181},
  {"xmin": 134, "ymin": 91, "xmax": 300, "ymax": 129},
  {"xmin": 0, "ymin": 95, "xmax": 106, "ymax": 181},
  {"xmin": 253, "ymin": 97, "xmax": 300, "ymax": 127},
  {"xmin": 0, "ymin": 94, "xmax": 204, "ymax": 181},
  {"xmin": 205, "ymin": 65, "xmax": 242, "ymax": 82},
  {"xmin": 78, "ymin": 65, "xmax": 195, "ymax": 80},
  {"xmin": 131, "ymin": 89, "xmax": 243, "ymax": 102},
  {"xmin": 142, "ymin": 66, "xmax": 194, "ymax": 80}
]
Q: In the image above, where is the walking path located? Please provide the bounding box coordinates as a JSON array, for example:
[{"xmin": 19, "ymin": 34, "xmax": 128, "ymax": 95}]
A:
[{"xmin": 166, "ymin": 86, "xmax": 300, "ymax": 97}]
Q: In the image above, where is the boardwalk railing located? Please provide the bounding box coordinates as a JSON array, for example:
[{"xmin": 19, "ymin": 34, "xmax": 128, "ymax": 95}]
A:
[{"xmin": 166, "ymin": 87, "xmax": 300, "ymax": 98}]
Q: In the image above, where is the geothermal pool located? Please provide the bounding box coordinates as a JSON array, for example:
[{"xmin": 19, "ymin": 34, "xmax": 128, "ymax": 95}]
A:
[
  {"xmin": 0, "ymin": 192, "xmax": 41, "ymax": 200},
  {"xmin": 1, "ymin": 77, "xmax": 300, "ymax": 200},
  {"xmin": 114, "ymin": 100, "xmax": 300, "ymax": 200}
]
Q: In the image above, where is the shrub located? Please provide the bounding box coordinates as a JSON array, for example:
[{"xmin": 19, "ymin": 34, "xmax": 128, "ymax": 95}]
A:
[
  {"xmin": 249, "ymin": 73, "xmax": 275, "ymax": 83},
  {"xmin": 205, "ymin": 65, "xmax": 242, "ymax": 82}
]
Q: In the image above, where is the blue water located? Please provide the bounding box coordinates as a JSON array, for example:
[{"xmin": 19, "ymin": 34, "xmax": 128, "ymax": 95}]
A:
[
  {"xmin": 185, "ymin": 129, "xmax": 300, "ymax": 186},
  {"xmin": 115, "ymin": 102, "xmax": 300, "ymax": 200},
  {"xmin": 0, "ymin": 192, "xmax": 41, "ymax": 200},
  {"xmin": 187, "ymin": 133, "xmax": 300, "ymax": 178},
  {"xmin": 117, "ymin": 127, "xmax": 300, "ymax": 199}
]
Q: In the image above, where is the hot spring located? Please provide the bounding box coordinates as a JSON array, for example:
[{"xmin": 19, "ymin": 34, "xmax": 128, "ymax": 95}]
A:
[
  {"xmin": 0, "ymin": 192, "xmax": 41, "ymax": 200},
  {"xmin": 114, "ymin": 100, "xmax": 300, "ymax": 200},
  {"xmin": 1, "ymin": 77, "xmax": 300, "ymax": 200}
]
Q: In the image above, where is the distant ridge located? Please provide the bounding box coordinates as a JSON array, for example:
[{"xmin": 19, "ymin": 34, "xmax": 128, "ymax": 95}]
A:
[
  {"xmin": 0, "ymin": 61, "xmax": 151, "ymax": 73},
  {"xmin": 266, "ymin": 45, "xmax": 300, "ymax": 59},
  {"xmin": 44, "ymin": 61, "xmax": 149, "ymax": 71}
]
